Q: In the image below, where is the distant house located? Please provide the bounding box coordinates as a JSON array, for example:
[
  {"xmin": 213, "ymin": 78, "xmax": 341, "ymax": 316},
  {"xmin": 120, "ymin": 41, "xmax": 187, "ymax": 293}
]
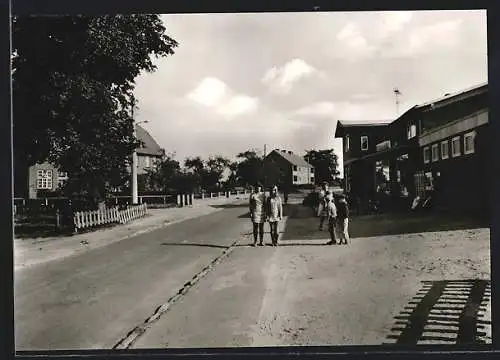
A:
[
  {"xmin": 334, "ymin": 82, "xmax": 489, "ymax": 215},
  {"xmin": 17, "ymin": 124, "xmax": 164, "ymax": 199},
  {"xmin": 134, "ymin": 124, "xmax": 165, "ymax": 175},
  {"xmin": 264, "ymin": 149, "xmax": 315, "ymax": 187}
]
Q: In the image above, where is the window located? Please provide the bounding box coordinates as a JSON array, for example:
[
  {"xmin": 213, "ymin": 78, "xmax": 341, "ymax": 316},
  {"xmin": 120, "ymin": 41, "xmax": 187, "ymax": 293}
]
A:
[
  {"xmin": 310, "ymin": 168, "xmax": 314, "ymax": 173},
  {"xmin": 407, "ymin": 124, "xmax": 417, "ymax": 139},
  {"xmin": 345, "ymin": 135, "xmax": 350, "ymax": 151},
  {"xmin": 144, "ymin": 156, "xmax": 150, "ymax": 168},
  {"xmin": 423, "ymin": 147, "xmax": 431, "ymax": 164},
  {"xmin": 57, "ymin": 171, "xmax": 68, "ymax": 188},
  {"xmin": 464, "ymin": 131, "xmax": 476, "ymax": 154},
  {"xmin": 361, "ymin": 136, "xmax": 369, "ymax": 151},
  {"xmin": 293, "ymin": 175, "xmax": 298, "ymax": 182},
  {"xmin": 293, "ymin": 165, "xmax": 298, "ymax": 171},
  {"xmin": 36, "ymin": 169, "xmax": 53, "ymax": 189},
  {"xmin": 441, "ymin": 140, "xmax": 449, "ymax": 159},
  {"xmin": 431, "ymin": 144, "xmax": 439, "ymax": 162},
  {"xmin": 452, "ymin": 136, "xmax": 461, "ymax": 157}
]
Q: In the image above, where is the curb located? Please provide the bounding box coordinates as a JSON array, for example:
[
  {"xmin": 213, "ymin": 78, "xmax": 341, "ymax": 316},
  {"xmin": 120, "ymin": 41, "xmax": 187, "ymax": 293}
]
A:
[
  {"xmin": 113, "ymin": 239, "xmax": 240, "ymax": 349},
  {"xmin": 15, "ymin": 198, "xmax": 244, "ymax": 271}
]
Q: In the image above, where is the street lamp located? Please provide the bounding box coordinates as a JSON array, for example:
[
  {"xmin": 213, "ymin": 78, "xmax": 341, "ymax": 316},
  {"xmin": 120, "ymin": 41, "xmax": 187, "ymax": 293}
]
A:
[{"xmin": 131, "ymin": 97, "xmax": 148, "ymax": 205}]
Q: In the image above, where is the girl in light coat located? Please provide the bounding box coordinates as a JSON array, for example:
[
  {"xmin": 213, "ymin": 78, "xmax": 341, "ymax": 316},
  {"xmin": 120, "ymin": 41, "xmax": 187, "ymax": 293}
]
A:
[
  {"xmin": 249, "ymin": 183, "xmax": 266, "ymax": 246},
  {"xmin": 267, "ymin": 185, "xmax": 283, "ymax": 246}
]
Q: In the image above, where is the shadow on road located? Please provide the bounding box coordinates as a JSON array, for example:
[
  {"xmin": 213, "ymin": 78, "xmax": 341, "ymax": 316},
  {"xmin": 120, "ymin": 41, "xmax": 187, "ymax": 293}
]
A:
[
  {"xmin": 384, "ymin": 279, "xmax": 491, "ymax": 345},
  {"xmin": 281, "ymin": 204, "xmax": 489, "ymax": 241},
  {"xmin": 160, "ymin": 243, "xmax": 230, "ymax": 249},
  {"xmin": 210, "ymin": 203, "xmax": 248, "ymax": 209}
]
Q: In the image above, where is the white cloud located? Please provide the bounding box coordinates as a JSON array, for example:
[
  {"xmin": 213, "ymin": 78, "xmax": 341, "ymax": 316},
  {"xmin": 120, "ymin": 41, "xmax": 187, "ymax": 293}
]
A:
[
  {"xmin": 382, "ymin": 19, "xmax": 463, "ymax": 58},
  {"xmin": 294, "ymin": 102, "xmax": 336, "ymax": 117},
  {"xmin": 336, "ymin": 22, "xmax": 375, "ymax": 59},
  {"xmin": 186, "ymin": 77, "xmax": 228, "ymax": 107},
  {"xmin": 375, "ymin": 11, "xmax": 413, "ymax": 39},
  {"xmin": 186, "ymin": 77, "xmax": 258, "ymax": 118},
  {"xmin": 408, "ymin": 20, "xmax": 462, "ymax": 52},
  {"xmin": 217, "ymin": 95, "xmax": 258, "ymax": 117},
  {"xmin": 261, "ymin": 58, "xmax": 317, "ymax": 94}
]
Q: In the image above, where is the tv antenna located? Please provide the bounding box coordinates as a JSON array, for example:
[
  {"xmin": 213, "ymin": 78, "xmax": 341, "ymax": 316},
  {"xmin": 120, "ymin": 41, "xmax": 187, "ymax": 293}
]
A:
[{"xmin": 393, "ymin": 88, "xmax": 402, "ymax": 117}]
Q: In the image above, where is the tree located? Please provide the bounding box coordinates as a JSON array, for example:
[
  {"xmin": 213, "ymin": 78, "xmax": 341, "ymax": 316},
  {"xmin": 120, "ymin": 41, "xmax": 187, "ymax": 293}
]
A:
[
  {"xmin": 205, "ymin": 156, "xmax": 230, "ymax": 190},
  {"xmin": 146, "ymin": 153, "xmax": 182, "ymax": 193},
  {"xmin": 12, "ymin": 15, "xmax": 178, "ymax": 207},
  {"xmin": 223, "ymin": 161, "xmax": 239, "ymax": 189},
  {"xmin": 304, "ymin": 149, "xmax": 340, "ymax": 185},
  {"xmin": 235, "ymin": 150, "xmax": 264, "ymax": 187},
  {"xmin": 184, "ymin": 156, "xmax": 205, "ymax": 192}
]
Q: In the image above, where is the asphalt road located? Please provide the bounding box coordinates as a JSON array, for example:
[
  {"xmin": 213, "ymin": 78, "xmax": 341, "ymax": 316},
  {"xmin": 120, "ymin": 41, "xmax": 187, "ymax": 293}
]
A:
[
  {"xmin": 15, "ymin": 200, "xmax": 253, "ymax": 350},
  {"xmin": 15, "ymin": 195, "xmax": 491, "ymax": 350}
]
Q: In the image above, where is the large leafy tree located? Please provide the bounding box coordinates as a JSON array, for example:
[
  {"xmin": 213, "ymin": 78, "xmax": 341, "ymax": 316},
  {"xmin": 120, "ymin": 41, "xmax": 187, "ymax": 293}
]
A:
[
  {"xmin": 145, "ymin": 153, "xmax": 182, "ymax": 193},
  {"xmin": 184, "ymin": 155, "xmax": 231, "ymax": 192},
  {"xmin": 235, "ymin": 150, "xmax": 264, "ymax": 187},
  {"xmin": 12, "ymin": 15, "xmax": 178, "ymax": 206},
  {"xmin": 304, "ymin": 149, "xmax": 340, "ymax": 185},
  {"xmin": 204, "ymin": 156, "xmax": 231, "ymax": 191}
]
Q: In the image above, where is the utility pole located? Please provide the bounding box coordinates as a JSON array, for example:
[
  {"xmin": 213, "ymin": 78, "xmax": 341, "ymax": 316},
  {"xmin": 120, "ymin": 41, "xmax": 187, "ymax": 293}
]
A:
[
  {"xmin": 394, "ymin": 88, "xmax": 402, "ymax": 117},
  {"xmin": 263, "ymin": 144, "xmax": 267, "ymax": 189},
  {"xmin": 131, "ymin": 95, "xmax": 138, "ymax": 205}
]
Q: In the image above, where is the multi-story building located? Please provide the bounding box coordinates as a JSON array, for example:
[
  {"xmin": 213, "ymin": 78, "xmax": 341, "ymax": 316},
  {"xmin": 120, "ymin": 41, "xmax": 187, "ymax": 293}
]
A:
[
  {"xmin": 335, "ymin": 82, "xmax": 488, "ymax": 215},
  {"xmin": 418, "ymin": 82, "xmax": 488, "ymax": 214},
  {"xmin": 335, "ymin": 121, "xmax": 391, "ymax": 203},
  {"xmin": 264, "ymin": 149, "xmax": 315, "ymax": 187},
  {"xmin": 17, "ymin": 124, "xmax": 164, "ymax": 199}
]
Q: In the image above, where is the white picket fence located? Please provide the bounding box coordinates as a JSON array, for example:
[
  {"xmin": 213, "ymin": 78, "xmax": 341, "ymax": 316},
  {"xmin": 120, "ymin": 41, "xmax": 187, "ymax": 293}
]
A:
[{"xmin": 73, "ymin": 204, "xmax": 148, "ymax": 232}]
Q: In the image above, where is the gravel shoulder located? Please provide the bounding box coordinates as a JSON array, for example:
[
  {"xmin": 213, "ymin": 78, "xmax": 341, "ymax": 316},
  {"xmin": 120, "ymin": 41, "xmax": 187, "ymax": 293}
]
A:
[{"xmin": 132, "ymin": 227, "xmax": 490, "ymax": 348}]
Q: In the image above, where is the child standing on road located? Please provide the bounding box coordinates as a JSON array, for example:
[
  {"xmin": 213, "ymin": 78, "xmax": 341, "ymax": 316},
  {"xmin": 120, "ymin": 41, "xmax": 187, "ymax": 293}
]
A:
[
  {"xmin": 267, "ymin": 185, "xmax": 283, "ymax": 246},
  {"xmin": 325, "ymin": 196, "xmax": 338, "ymax": 245},
  {"xmin": 317, "ymin": 182, "xmax": 330, "ymax": 230},
  {"xmin": 336, "ymin": 194, "xmax": 350, "ymax": 245},
  {"xmin": 249, "ymin": 182, "xmax": 266, "ymax": 246}
]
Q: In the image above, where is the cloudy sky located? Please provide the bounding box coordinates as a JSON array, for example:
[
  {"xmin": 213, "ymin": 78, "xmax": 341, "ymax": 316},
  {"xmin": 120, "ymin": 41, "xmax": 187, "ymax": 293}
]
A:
[{"xmin": 133, "ymin": 10, "xmax": 487, "ymax": 175}]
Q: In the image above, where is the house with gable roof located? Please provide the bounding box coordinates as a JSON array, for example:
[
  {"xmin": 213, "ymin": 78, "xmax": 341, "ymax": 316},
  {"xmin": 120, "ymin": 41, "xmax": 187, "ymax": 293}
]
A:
[
  {"xmin": 17, "ymin": 124, "xmax": 164, "ymax": 199},
  {"xmin": 263, "ymin": 149, "xmax": 315, "ymax": 187}
]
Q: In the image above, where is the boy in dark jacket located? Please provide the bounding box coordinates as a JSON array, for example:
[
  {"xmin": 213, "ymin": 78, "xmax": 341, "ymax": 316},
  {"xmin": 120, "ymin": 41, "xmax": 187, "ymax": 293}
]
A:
[{"xmin": 336, "ymin": 194, "xmax": 350, "ymax": 245}]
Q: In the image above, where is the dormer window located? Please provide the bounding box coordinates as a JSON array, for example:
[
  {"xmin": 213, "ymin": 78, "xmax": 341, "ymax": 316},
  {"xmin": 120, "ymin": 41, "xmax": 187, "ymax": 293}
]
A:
[
  {"xmin": 407, "ymin": 123, "xmax": 417, "ymax": 139},
  {"xmin": 361, "ymin": 136, "xmax": 369, "ymax": 151},
  {"xmin": 345, "ymin": 135, "xmax": 350, "ymax": 152}
]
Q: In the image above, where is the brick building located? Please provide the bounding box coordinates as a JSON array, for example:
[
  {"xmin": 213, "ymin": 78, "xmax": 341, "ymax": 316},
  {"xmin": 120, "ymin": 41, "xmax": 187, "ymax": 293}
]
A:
[{"xmin": 335, "ymin": 82, "xmax": 489, "ymax": 215}]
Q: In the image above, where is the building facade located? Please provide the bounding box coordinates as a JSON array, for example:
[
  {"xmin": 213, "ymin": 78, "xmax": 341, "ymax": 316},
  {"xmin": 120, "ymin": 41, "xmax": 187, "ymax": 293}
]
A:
[
  {"xmin": 19, "ymin": 124, "xmax": 164, "ymax": 199},
  {"xmin": 264, "ymin": 149, "xmax": 315, "ymax": 187},
  {"xmin": 335, "ymin": 82, "xmax": 488, "ymax": 215},
  {"xmin": 417, "ymin": 84, "xmax": 488, "ymax": 215}
]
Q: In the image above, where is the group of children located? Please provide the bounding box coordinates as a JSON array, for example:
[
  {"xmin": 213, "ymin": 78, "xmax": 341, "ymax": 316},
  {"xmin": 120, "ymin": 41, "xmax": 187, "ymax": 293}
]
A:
[
  {"xmin": 248, "ymin": 182, "xmax": 350, "ymax": 247},
  {"xmin": 317, "ymin": 182, "xmax": 350, "ymax": 245}
]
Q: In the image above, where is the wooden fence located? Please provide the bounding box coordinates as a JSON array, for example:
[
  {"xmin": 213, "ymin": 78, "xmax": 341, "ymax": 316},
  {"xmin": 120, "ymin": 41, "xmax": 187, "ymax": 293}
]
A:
[{"xmin": 73, "ymin": 204, "xmax": 148, "ymax": 233}]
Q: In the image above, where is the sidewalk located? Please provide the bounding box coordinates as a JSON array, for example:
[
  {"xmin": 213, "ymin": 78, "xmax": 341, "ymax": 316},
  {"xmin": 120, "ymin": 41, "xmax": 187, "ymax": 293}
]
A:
[{"xmin": 14, "ymin": 196, "xmax": 244, "ymax": 271}]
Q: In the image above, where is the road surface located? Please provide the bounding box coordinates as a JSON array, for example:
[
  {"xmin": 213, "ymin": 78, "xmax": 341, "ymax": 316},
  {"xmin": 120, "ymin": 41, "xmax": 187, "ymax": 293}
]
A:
[
  {"xmin": 15, "ymin": 197, "xmax": 491, "ymax": 350},
  {"xmin": 15, "ymin": 200, "xmax": 253, "ymax": 350}
]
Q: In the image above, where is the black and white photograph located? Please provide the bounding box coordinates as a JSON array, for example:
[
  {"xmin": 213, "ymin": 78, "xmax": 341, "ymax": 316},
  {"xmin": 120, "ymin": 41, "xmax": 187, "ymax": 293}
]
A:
[{"xmin": 12, "ymin": 9, "xmax": 491, "ymax": 351}]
